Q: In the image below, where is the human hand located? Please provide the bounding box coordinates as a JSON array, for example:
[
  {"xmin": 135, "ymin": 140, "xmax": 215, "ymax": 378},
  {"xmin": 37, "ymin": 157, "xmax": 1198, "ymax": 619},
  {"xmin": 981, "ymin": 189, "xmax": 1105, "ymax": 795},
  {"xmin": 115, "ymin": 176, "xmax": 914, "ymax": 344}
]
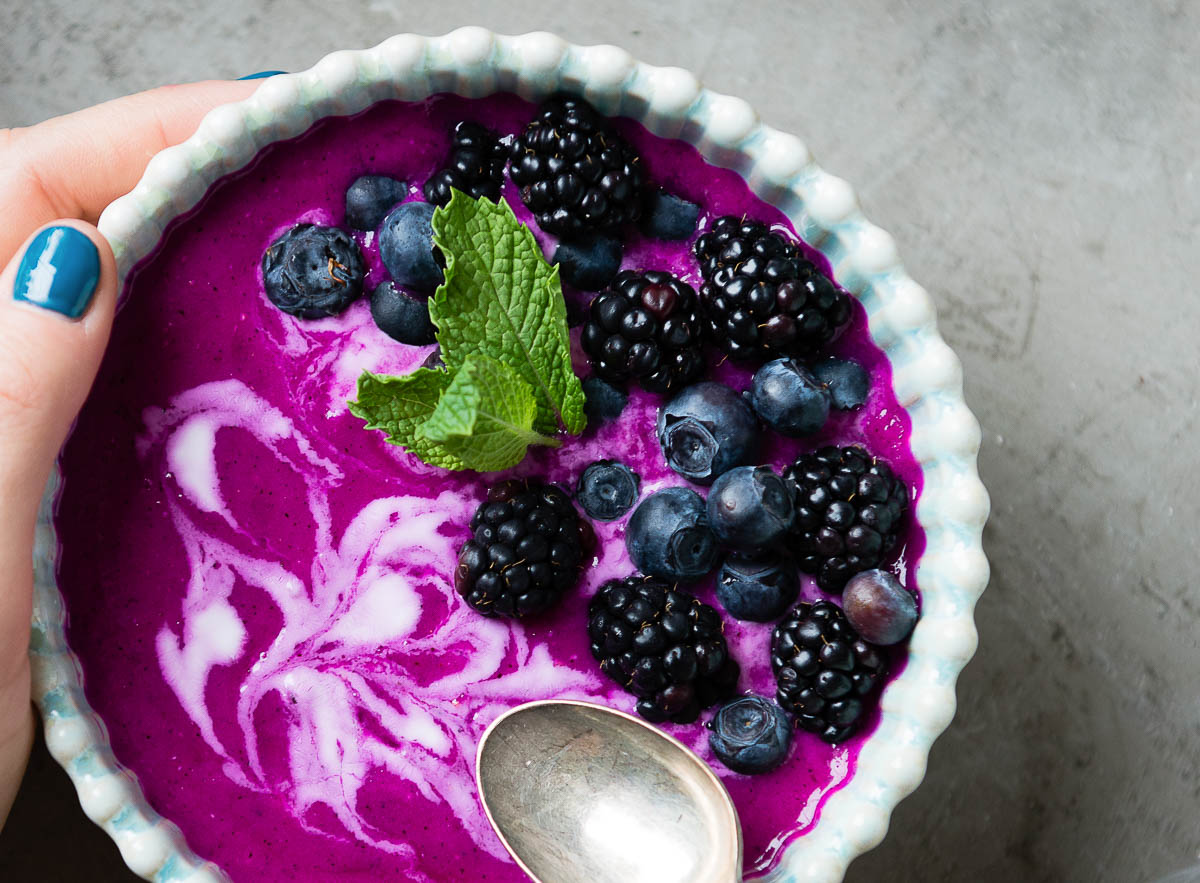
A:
[{"xmin": 0, "ymin": 79, "xmax": 261, "ymax": 826}]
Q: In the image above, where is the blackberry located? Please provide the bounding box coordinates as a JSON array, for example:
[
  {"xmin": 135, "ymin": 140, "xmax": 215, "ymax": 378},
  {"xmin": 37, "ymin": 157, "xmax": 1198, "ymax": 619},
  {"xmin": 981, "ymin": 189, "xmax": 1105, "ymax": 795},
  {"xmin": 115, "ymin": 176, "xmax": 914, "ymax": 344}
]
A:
[
  {"xmin": 693, "ymin": 216, "xmax": 851, "ymax": 361},
  {"xmin": 782, "ymin": 445, "xmax": 909, "ymax": 592},
  {"xmin": 509, "ymin": 94, "xmax": 644, "ymax": 238},
  {"xmin": 771, "ymin": 600, "xmax": 886, "ymax": 743},
  {"xmin": 423, "ymin": 121, "xmax": 509, "ymax": 207},
  {"xmin": 580, "ymin": 270, "xmax": 705, "ymax": 393},
  {"xmin": 587, "ymin": 577, "xmax": 740, "ymax": 724},
  {"xmin": 455, "ymin": 480, "xmax": 592, "ymax": 618}
]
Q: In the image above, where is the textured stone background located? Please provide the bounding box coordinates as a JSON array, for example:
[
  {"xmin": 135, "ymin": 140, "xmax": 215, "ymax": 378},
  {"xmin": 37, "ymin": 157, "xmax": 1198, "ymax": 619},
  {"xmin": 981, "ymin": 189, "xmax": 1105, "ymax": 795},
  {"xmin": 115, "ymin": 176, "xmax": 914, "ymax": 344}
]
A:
[{"xmin": 1, "ymin": 1, "xmax": 1197, "ymax": 881}]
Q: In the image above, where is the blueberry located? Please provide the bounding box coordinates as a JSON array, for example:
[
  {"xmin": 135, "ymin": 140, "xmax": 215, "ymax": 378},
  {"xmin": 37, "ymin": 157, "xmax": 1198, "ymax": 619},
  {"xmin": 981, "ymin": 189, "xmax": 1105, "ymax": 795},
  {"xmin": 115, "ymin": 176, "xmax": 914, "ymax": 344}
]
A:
[
  {"xmin": 344, "ymin": 175, "xmax": 408, "ymax": 231},
  {"xmin": 554, "ymin": 234, "xmax": 623, "ymax": 291},
  {"xmin": 715, "ymin": 553, "xmax": 798, "ymax": 622},
  {"xmin": 379, "ymin": 201, "xmax": 444, "ymax": 293},
  {"xmin": 842, "ymin": 569, "xmax": 918, "ymax": 645},
  {"xmin": 576, "ymin": 460, "xmax": 639, "ymax": 521},
  {"xmin": 626, "ymin": 487, "xmax": 719, "ymax": 582},
  {"xmin": 639, "ymin": 190, "xmax": 701, "ymax": 241},
  {"xmin": 706, "ymin": 465, "xmax": 794, "ymax": 550},
  {"xmin": 812, "ymin": 357, "xmax": 870, "ymax": 411},
  {"xmin": 657, "ymin": 382, "xmax": 758, "ymax": 485},
  {"xmin": 261, "ymin": 224, "xmax": 366, "ymax": 319},
  {"xmin": 582, "ymin": 376, "xmax": 628, "ymax": 426},
  {"xmin": 369, "ymin": 281, "xmax": 436, "ymax": 345},
  {"xmin": 422, "ymin": 346, "xmax": 445, "ymax": 369},
  {"xmin": 750, "ymin": 358, "xmax": 831, "ymax": 437},
  {"xmin": 707, "ymin": 695, "xmax": 793, "ymax": 774}
]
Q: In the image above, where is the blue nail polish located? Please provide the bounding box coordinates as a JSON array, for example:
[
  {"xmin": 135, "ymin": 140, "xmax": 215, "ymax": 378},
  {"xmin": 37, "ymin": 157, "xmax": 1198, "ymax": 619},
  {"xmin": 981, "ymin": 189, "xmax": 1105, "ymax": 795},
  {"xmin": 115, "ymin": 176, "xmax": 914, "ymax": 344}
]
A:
[
  {"xmin": 237, "ymin": 70, "xmax": 286, "ymax": 80},
  {"xmin": 12, "ymin": 226, "xmax": 101, "ymax": 319}
]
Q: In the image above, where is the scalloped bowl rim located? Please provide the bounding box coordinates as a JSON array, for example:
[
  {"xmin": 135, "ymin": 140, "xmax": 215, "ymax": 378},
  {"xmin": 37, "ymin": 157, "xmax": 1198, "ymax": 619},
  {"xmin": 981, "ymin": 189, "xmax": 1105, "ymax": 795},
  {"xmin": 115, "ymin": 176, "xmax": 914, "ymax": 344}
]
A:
[{"xmin": 30, "ymin": 27, "xmax": 991, "ymax": 883}]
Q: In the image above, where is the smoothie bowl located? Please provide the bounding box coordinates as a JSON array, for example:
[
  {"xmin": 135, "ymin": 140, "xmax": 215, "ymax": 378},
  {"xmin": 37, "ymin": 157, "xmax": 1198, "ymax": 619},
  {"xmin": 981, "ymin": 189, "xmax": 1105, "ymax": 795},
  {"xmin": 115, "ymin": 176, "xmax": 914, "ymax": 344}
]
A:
[{"xmin": 30, "ymin": 29, "xmax": 990, "ymax": 883}]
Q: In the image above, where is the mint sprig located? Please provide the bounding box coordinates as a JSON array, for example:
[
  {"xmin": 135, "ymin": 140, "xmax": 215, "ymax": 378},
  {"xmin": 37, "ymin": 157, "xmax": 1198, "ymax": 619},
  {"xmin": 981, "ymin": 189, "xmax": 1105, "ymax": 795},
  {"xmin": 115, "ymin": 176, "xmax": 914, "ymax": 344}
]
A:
[
  {"xmin": 348, "ymin": 192, "xmax": 586, "ymax": 472},
  {"xmin": 430, "ymin": 192, "xmax": 586, "ymax": 435}
]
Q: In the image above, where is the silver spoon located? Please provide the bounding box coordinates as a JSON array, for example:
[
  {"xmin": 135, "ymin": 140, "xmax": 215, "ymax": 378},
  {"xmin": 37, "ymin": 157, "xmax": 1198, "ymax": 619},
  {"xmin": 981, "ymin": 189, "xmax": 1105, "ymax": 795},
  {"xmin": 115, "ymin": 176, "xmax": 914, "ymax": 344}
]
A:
[{"xmin": 476, "ymin": 699, "xmax": 742, "ymax": 883}]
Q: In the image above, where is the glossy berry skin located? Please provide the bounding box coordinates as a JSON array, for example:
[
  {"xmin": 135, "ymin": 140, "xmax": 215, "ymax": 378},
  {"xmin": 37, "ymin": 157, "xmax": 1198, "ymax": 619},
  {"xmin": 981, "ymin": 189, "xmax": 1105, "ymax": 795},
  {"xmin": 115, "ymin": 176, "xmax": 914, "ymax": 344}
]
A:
[
  {"xmin": 576, "ymin": 460, "xmax": 639, "ymax": 522},
  {"xmin": 656, "ymin": 382, "xmax": 757, "ymax": 485},
  {"xmin": 379, "ymin": 201, "xmax": 444, "ymax": 293},
  {"xmin": 693, "ymin": 216, "xmax": 850, "ymax": 361},
  {"xmin": 706, "ymin": 466, "xmax": 794, "ymax": 550},
  {"xmin": 812, "ymin": 357, "xmax": 870, "ymax": 411},
  {"xmin": 772, "ymin": 600, "xmax": 887, "ymax": 743},
  {"xmin": 751, "ymin": 358, "xmax": 831, "ymax": 437},
  {"xmin": 554, "ymin": 234, "xmax": 623, "ymax": 291},
  {"xmin": 344, "ymin": 175, "xmax": 408, "ymax": 231},
  {"xmin": 455, "ymin": 480, "xmax": 592, "ymax": 619},
  {"xmin": 423, "ymin": 121, "xmax": 509, "ymax": 207},
  {"xmin": 707, "ymin": 695, "xmax": 793, "ymax": 774},
  {"xmin": 262, "ymin": 224, "xmax": 366, "ymax": 319},
  {"xmin": 842, "ymin": 569, "xmax": 918, "ymax": 645},
  {"xmin": 783, "ymin": 445, "xmax": 909, "ymax": 592},
  {"xmin": 715, "ymin": 553, "xmax": 798, "ymax": 623},
  {"xmin": 639, "ymin": 190, "xmax": 701, "ymax": 241},
  {"xmin": 369, "ymin": 281, "xmax": 435, "ymax": 345},
  {"xmin": 581, "ymin": 376, "xmax": 628, "ymax": 426},
  {"xmin": 588, "ymin": 577, "xmax": 740, "ymax": 724},
  {"xmin": 626, "ymin": 487, "xmax": 719, "ymax": 583},
  {"xmin": 509, "ymin": 94, "xmax": 644, "ymax": 238},
  {"xmin": 581, "ymin": 270, "xmax": 705, "ymax": 394}
]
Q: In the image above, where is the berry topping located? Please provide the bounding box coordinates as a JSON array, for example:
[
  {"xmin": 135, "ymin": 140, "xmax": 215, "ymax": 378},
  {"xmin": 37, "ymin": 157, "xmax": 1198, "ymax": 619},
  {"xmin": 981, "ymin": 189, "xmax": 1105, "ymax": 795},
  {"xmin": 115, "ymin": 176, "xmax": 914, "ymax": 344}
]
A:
[
  {"xmin": 842, "ymin": 569, "xmax": 918, "ymax": 645},
  {"xmin": 626, "ymin": 487, "xmax": 718, "ymax": 583},
  {"xmin": 379, "ymin": 201, "xmax": 444, "ymax": 293},
  {"xmin": 812, "ymin": 357, "xmax": 870, "ymax": 411},
  {"xmin": 455, "ymin": 480, "xmax": 591, "ymax": 618},
  {"xmin": 554, "ymin": 234, "xmax": 623, "ymax": 291},
  {"xmin": 262, "ymin": 224, "xmax": 366, "ymax": 319},
  {"xmin": 369, "ymin": 281, "xmax": 435, "ymax": 345},
  {"xmin": 707, "ymin": 695, "xmax": 793, "ymax": 774},
  {"xmin": 423, "ymin": 121, "xmax": 508, "ymax": 207},
  {"xmin": 693, "ymin": 216, "xmax": 850, "ymax": 361},
  {"xmin": 656, "ymin": 382, "xmax": 757, "ymax": 485},
  {"xmin": 509, "ymin": 94, "xmax": 644, "ymax": 238},
  {"xmin": 772, "ymin": 600, "xmax": 886, "ymax": 743},
  {"xmin": 581, "ymin": 270, "xmax": 706, "ymax": 394},
  {"xmin": 576, "ymin": 460, "xmax": 639, "ymax": 522},
  {"xmin": 344, "ymin": 175, "xmax": 408, "ymax": 231},
  {"xmin": 581, "ymin": 376, "xmax": 628, "ymax": 426},
  {"xmin": 421, "ymin": 346, "xmax": 445, "ymax": 370},
  {"xmin": 588, "ymin": 577, "xmax": 739, "ymax": 723},
  {"xmin": 783, "ymin": 445, "xmax": 909, "ymax": 592},
  {"xmin": 715, "ymin": 553, "xmax": 798, "ymax": 623},
  {"xmin": 639, "ymin": 190, "xmax": 701, "ymax": 241},
  {"xmin": 706, "ymin": 465, "xmax": 794, "ymax": 550},
  {"xmin": 750, "ymin": 358, "xmax": 831, "ymax": 437}
]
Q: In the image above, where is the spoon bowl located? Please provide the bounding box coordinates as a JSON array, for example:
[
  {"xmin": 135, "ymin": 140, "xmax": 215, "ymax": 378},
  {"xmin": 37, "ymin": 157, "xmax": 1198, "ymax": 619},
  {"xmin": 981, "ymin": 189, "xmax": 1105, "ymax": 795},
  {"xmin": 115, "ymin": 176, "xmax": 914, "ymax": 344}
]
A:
[{"xmin": 477, "ymin": 700, "xmax": 742, "ymax": 883}]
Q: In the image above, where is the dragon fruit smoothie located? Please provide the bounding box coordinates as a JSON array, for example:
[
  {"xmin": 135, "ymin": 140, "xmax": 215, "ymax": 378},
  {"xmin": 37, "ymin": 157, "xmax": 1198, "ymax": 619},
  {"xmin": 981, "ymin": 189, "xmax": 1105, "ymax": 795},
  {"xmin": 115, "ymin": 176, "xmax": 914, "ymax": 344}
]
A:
[{"xmin": 54, "ymin": 93, "xmax": 924, "ymax": 881}]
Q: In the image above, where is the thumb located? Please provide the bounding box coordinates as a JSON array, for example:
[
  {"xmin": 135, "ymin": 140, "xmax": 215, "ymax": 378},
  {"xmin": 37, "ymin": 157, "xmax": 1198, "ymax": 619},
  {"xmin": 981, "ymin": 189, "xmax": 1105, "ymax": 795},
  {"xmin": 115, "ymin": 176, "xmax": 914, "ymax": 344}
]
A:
[{"xmin": 0, "ymin": 220, "xmax": 115, "ymax": 662}]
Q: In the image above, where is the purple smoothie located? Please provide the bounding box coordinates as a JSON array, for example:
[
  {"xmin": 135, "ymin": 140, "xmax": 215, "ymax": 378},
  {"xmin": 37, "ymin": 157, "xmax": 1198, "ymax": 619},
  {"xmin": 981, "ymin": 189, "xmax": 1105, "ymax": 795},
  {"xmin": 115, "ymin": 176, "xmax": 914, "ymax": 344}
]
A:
[{"xmin": 55, "ymin": 94, "xmax": 925, "ymax": 882}]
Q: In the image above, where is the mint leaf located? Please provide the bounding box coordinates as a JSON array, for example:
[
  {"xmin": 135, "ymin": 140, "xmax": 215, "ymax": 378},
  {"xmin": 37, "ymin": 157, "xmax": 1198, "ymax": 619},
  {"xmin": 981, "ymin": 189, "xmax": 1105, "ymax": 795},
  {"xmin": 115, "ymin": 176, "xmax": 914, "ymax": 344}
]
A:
[
  {"xmin": 348, "ymin": 369, "xmax": 466, "ymax": 470},
  {"xmin": 420, "ymin": 354, "xmax": 558, "ymax": 472},
  {"xmin": 429, "ymin": 191, "xmax": 586, "ymax": 436}
]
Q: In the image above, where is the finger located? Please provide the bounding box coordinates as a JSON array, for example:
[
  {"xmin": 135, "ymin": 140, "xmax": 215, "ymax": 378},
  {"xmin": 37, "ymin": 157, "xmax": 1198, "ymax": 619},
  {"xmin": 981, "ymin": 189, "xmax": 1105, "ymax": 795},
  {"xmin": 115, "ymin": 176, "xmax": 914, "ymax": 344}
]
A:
[
  {"xmin": 0, "ymin": 220, "xmax": 116, "ymax": 680},
  {"xmin": 0, "ymin": 79, "xmax": 260, "ymax": 258}
]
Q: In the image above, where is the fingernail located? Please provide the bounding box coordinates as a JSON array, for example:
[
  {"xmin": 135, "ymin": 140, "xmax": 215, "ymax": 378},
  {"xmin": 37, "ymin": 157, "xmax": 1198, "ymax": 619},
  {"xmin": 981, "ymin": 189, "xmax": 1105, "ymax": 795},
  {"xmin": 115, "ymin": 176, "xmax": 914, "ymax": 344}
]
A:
[
  {"xmin": 237, "ymin": 70, "xmax": 286, "ymax": 80},
  {"xmin": 13, "ymin": 226, "xmax": 101, "ymax": 319}
]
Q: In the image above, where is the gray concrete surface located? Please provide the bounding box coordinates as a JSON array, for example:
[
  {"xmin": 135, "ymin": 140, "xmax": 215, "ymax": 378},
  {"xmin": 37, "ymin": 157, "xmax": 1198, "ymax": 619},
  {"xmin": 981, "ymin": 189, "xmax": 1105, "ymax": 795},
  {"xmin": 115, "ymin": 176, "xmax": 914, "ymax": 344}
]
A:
[{"xmin": 1, "ymin": 0, "xmax": 1197, "ymax": 880}]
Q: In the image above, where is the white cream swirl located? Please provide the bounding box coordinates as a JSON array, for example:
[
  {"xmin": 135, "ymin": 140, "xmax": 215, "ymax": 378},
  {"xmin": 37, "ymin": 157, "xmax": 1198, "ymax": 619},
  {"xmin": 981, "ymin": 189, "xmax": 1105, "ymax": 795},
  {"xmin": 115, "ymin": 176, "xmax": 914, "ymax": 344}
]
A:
[{"xmin": 142, "ymin": 379, "xmax": 602, "ymax": 870}]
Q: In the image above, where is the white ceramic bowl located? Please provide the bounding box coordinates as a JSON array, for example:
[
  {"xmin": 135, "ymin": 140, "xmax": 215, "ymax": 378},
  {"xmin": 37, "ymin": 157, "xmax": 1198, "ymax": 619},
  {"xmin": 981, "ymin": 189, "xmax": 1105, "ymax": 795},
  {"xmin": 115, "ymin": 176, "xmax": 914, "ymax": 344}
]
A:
[{"xmin": 31, "ymin": 28, "xmax": 990, "ymax": 883}]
